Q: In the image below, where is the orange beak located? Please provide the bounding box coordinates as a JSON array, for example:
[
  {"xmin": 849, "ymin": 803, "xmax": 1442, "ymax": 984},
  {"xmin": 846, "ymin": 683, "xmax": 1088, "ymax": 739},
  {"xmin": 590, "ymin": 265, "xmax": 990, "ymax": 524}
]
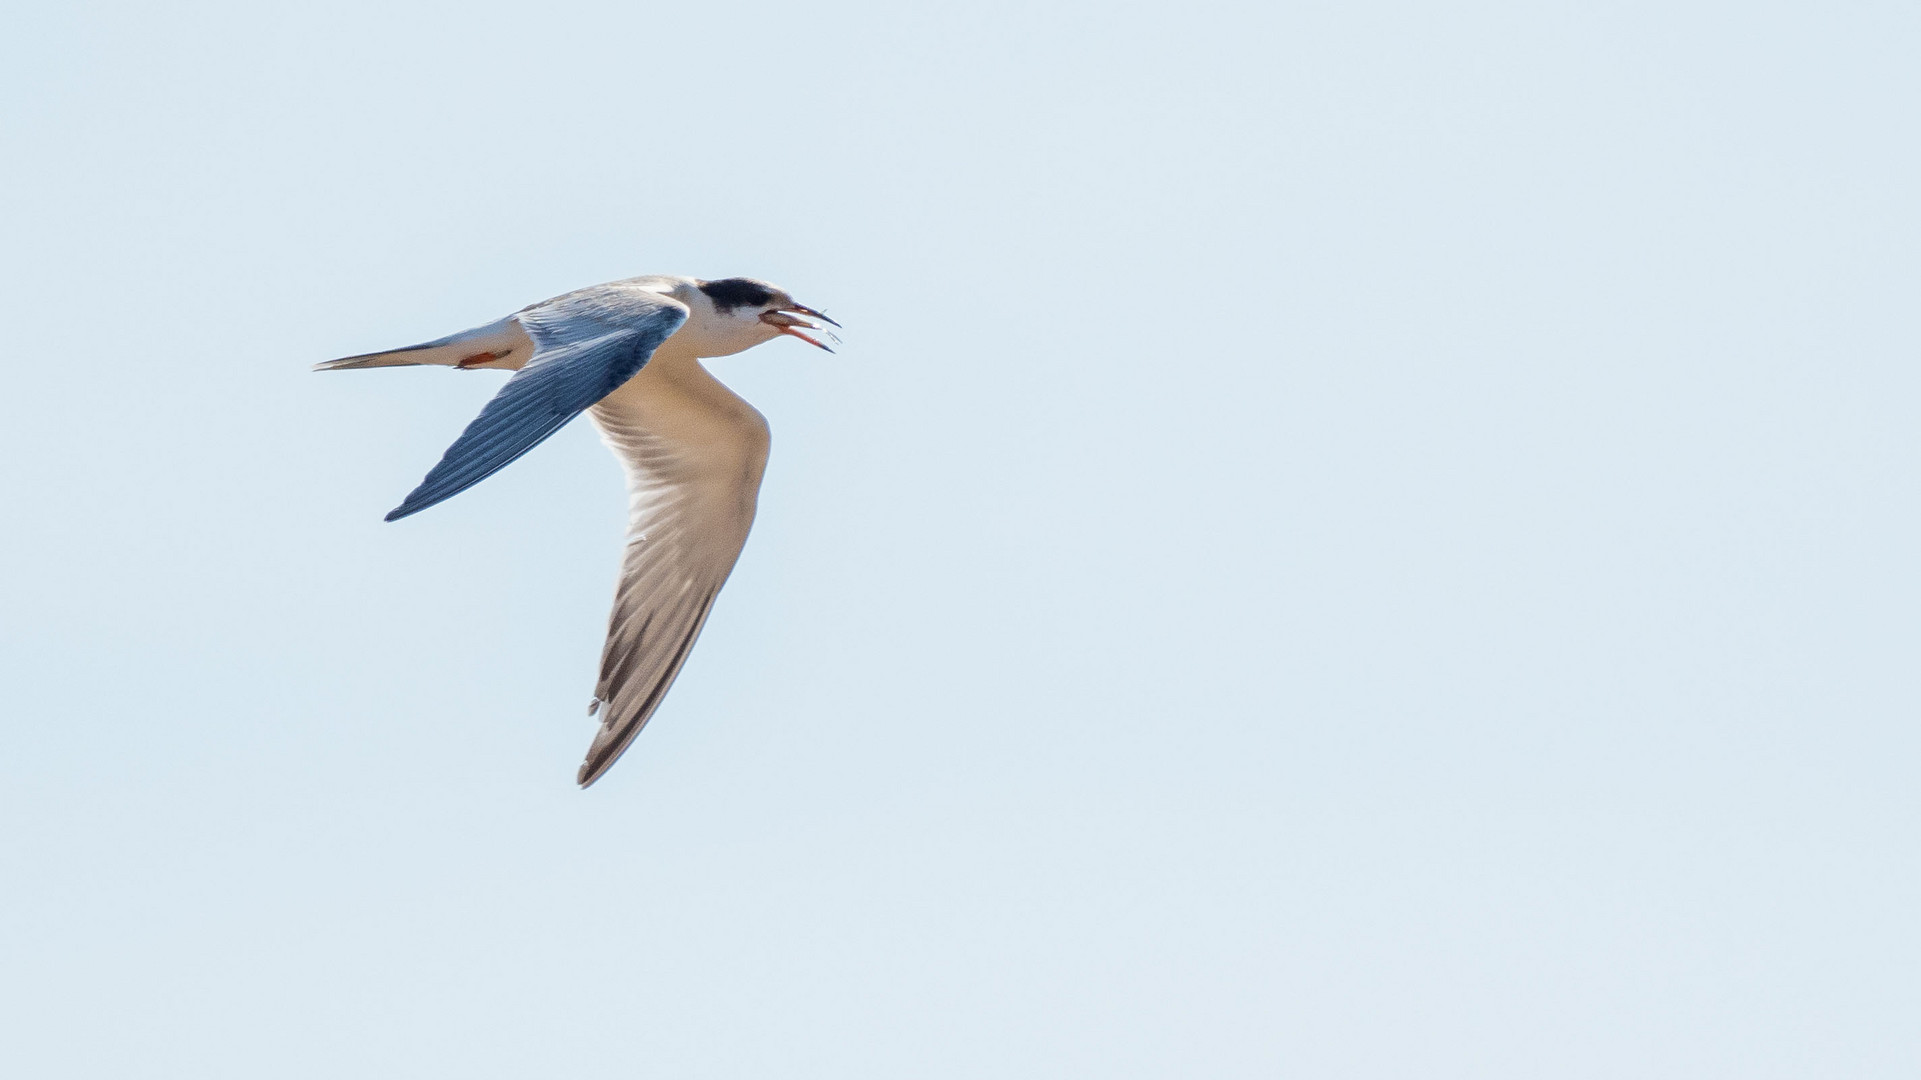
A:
[{"xmin": 760, "ymin": 303, "xmax": 841, "ymax": 353}]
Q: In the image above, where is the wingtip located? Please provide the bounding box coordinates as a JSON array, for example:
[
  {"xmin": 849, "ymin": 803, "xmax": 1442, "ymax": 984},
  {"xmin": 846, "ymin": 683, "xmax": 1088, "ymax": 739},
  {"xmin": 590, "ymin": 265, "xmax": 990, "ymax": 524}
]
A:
[
  {"xmin": 383, "ymin": 490, "xmax": 437, "ymax": 522},
  {"xmin": 577, "ymin": 742, "xmax": 623, "ymax": 788}
]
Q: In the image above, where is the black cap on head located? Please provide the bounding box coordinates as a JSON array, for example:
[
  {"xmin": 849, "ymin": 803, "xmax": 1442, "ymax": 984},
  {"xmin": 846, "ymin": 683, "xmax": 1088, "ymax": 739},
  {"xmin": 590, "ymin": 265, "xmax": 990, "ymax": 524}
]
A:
[{"xmin": 698, "ymin": 277, "xmax": 778, "ymax": 313}]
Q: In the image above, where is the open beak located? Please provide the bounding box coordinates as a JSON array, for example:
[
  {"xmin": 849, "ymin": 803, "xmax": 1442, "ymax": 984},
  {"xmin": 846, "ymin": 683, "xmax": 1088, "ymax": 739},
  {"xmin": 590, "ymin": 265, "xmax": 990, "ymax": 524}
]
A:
[{"xmin": 761, "ymin": 303, "xmax": 842, "ymax": 353}]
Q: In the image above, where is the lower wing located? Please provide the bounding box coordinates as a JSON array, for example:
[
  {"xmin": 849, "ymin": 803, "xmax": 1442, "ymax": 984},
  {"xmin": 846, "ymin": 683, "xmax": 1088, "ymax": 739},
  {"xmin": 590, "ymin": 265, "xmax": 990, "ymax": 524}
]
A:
[{"xmin": 576, "ymin": 376, "xmax": 771, "ymax": 787}]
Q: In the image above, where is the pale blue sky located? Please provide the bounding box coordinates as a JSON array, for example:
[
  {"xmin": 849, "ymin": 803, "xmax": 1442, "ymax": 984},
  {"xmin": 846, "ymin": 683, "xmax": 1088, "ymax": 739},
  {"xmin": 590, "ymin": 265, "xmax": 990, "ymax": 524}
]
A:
[{"xmin": 3, "ymin": 2, "xmax": 1918, "ymax": 1076}]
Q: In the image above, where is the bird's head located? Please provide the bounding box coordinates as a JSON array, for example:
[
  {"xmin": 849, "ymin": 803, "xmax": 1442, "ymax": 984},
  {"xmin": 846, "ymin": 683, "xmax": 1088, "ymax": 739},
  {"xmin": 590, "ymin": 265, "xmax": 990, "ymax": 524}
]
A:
[{"xmin": 689, "ymin": 277, "xmax": 840, "ymax": 357}]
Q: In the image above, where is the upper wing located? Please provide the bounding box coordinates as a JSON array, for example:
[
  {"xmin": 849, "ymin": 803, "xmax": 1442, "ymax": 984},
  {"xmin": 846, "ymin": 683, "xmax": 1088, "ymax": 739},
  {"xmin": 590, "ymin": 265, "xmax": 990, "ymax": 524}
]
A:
[
  {"xmin": 576, "ymin": 373, "xmax": 771, "ymax": 787},
  {"xmin": 384, "ymin": 284, "xmax": 690, "ymax": 521}
]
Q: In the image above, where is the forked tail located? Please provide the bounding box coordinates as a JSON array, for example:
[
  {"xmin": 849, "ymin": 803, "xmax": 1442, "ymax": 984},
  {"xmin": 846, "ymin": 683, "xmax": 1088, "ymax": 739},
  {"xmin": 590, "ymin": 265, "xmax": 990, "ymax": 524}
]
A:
[{"xmin": 313, "ymin": 316, "xmax": 532, "ymax": 371}]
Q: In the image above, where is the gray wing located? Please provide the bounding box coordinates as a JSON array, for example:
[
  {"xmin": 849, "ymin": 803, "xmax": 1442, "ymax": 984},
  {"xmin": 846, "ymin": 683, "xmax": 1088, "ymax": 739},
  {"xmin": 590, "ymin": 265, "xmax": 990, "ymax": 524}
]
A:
[
  {"xmin": 576, "ymin": 378, "xmax": 771, "ymax": 787},
  {"xmin": 385, "ymin": 285, "xmax": 689, "ymax": 521}
]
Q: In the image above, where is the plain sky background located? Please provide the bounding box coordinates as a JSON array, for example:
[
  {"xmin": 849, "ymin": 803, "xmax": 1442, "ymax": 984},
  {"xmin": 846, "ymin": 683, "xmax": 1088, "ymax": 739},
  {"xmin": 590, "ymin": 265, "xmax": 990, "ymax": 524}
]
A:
[{"xmin": 3, "ymin": 1, "xmax": 1918, "ymax": 1076}]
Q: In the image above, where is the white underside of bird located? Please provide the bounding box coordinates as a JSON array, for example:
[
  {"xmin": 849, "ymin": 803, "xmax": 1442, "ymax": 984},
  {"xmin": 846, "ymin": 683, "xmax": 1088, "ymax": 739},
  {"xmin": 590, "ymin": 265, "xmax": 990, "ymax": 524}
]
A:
[{"xmin": 317, "ymin": 274, "xmax": 838, "ymax": 787}]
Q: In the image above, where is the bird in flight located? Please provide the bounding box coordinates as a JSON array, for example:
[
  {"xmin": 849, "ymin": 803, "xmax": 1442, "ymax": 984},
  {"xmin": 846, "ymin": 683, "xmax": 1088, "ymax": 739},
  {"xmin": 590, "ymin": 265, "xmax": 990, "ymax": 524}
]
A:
[{"xmin": 318, "ymin": 275, "xmax": 838, "ymax": 787}]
